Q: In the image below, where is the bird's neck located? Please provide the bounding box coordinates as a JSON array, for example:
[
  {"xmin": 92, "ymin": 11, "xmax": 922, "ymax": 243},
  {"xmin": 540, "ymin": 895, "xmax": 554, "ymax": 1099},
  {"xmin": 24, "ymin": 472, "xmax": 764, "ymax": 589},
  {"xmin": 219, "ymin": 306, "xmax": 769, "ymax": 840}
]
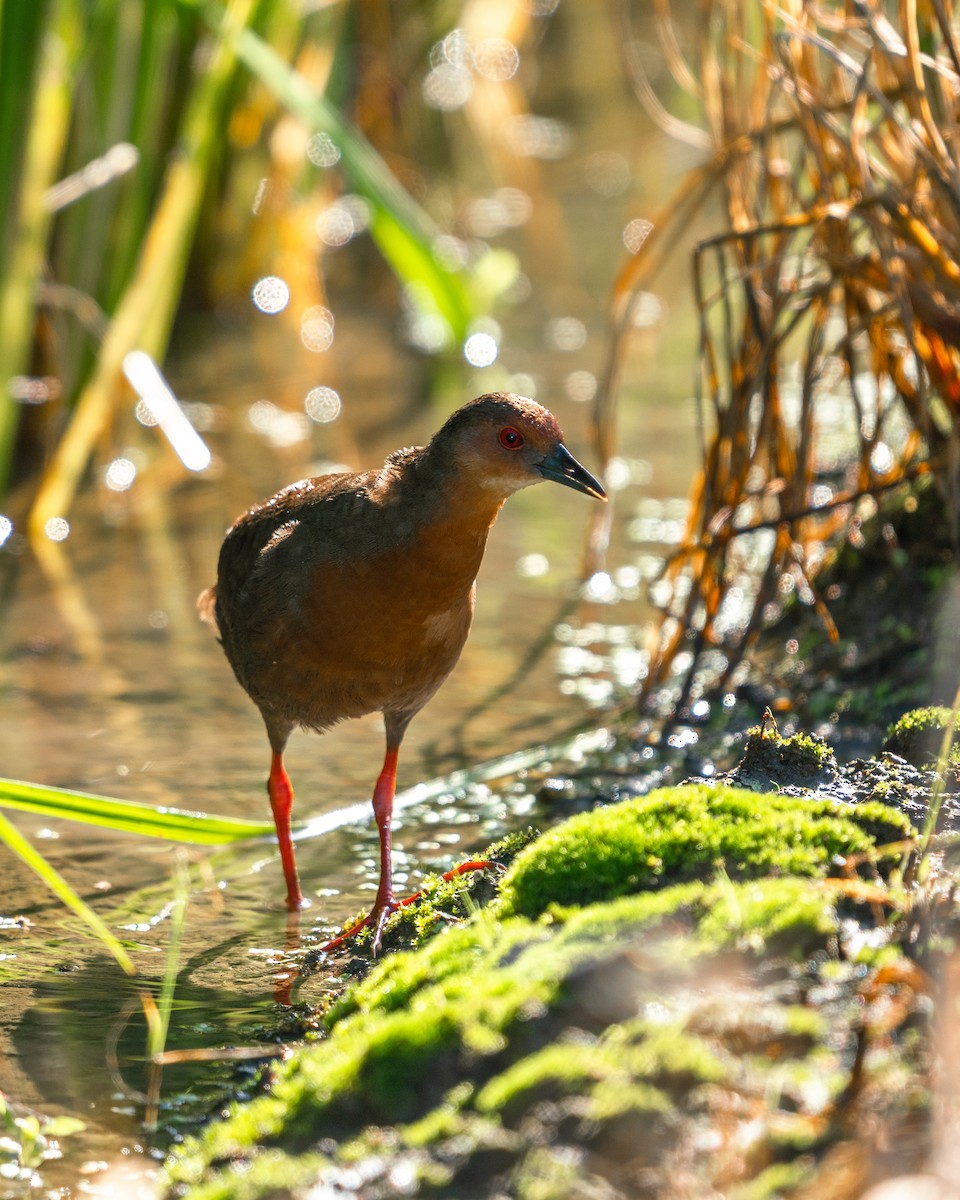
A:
[
  {"xmin": 393, "ymin": 450, "xmax": 506, "ymax": 586},
  {"xmin": 401, "ymin": 445, "xmax": 508, "ymax": 530}
]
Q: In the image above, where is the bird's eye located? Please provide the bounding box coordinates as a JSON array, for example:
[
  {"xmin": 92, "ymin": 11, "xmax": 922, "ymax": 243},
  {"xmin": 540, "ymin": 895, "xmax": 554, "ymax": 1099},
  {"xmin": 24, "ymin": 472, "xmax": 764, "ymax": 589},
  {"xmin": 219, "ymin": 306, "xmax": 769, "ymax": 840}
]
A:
[{"xmin": 499, "ymin": 427, "xmax": 525, "ymax": 450}]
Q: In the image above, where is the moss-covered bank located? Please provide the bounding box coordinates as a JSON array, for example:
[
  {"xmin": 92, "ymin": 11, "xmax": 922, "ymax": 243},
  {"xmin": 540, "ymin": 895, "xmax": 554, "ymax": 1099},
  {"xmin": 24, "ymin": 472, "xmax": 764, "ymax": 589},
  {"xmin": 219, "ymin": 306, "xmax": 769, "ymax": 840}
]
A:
[{"xmin": 161, "ymin": 776, "xmax": 937, "ymax": 1200}]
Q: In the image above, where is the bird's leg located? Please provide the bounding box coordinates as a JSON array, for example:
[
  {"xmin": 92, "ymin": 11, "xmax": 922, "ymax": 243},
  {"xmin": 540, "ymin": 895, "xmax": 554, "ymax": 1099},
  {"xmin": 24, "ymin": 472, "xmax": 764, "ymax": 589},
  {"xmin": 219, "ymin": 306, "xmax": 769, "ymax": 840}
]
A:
[
  {"xmin": 267, "ymin": 751, "xmax": 306, "ymax": 911},
  {"xmin": 369, "ymin": 744, "xmax": 401, "ymax": 951},
  {"xmin": 321, "ymin": 710, "xmax": 500, "ymax": 956},
  {"xmin": 319, "ymin": 741, "xmax": 400, "ymax": 955}
]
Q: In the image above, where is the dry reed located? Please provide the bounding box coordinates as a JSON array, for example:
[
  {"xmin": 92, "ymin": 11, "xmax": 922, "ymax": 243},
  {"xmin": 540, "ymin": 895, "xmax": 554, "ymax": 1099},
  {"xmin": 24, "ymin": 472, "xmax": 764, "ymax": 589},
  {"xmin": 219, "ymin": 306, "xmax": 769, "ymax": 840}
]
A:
[{"xmin": 600, "ymin": 0, "xmax": 960, "ymax": 710}]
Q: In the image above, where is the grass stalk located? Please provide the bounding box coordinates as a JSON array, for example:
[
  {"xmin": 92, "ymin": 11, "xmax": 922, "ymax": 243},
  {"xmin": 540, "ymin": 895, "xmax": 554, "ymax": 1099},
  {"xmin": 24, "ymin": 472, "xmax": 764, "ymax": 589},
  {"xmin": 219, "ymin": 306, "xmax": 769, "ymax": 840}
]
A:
[
  {"xmin": 223, "ymin": 17, "xmax": 476, "ymax": 341},
  {"xmin": 27, "ymin": 0, "xmax": 264, "ymax": 543},
  {"xmin": 143, "ymin": 849, "xmax": 190, "ymax": 1131},
  {"xmin": 0, "ymin": 776, "xmax": 276, "ymax": 843},
  {"xmin": 0, "ymin": 808, "xmax": 135, "ymax": 976},
  {"xmin": 0, "ymin": 0, "xmax": 82, "ymax": 493}
]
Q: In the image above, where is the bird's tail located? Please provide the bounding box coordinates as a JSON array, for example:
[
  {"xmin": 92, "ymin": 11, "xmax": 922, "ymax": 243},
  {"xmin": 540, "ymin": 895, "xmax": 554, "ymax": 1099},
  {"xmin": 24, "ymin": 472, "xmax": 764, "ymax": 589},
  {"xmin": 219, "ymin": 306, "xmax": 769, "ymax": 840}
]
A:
[{"xmin": 196, "ymin": 585, "xmax": 219, "ymax": 630}]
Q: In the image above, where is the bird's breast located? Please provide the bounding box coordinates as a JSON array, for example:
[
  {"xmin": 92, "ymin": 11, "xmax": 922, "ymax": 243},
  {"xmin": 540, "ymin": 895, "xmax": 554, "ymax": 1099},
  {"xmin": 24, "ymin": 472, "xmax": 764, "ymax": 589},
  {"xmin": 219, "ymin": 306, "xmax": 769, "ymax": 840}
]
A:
[{"xmin": 214, "ymin": 486, "xmax": 492, "ymax": 730}]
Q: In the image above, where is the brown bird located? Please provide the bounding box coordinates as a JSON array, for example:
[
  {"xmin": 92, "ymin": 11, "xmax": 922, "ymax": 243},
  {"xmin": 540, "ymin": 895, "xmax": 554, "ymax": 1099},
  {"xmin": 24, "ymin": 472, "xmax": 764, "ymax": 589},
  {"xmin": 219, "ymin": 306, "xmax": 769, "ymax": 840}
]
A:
[{"xmin": 200, "ymin": 392, "xmax": 606, "ymax": 951}]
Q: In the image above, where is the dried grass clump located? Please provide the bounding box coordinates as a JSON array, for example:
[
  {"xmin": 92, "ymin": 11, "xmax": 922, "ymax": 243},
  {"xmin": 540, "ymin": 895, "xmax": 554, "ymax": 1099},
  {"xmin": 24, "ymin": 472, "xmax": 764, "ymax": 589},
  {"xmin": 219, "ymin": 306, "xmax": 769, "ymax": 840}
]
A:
[{"xmin": 602, "ymin": 0, "xmax": 960, "ymax": 708}]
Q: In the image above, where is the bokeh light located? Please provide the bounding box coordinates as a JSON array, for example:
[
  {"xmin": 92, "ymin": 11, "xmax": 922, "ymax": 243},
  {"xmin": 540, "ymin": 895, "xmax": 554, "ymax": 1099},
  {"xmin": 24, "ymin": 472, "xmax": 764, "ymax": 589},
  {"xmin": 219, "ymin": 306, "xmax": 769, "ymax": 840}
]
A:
[
  {"xmin": 507, "ymin": 373, "xmax": 537, "ymax": 398},
  {"xmin": 135, "ymin": 399, "xmax": 159, "ymax": 427},
  {"xmin": 870, "ymin": 442, "xmax": 894, "ymax": 473},
  {"xmin": 104, "ymin": 457, "xmax": 137, "ymax": 492},
  {"xmin": 565, "ymin": 370, "xmax": 597, "ymax": 403},
  {"xmin": 315, "ymin": 195, "xmax": 370, "ymax": 248},
  {"xmin": 423, "ymin": 64, "xmax": 473, "ymax": 110},
  {"xmin": 44, "ymin": 517, "xmax": 70, "ymax": 542},
  {"xmin": 432, "ymin": 234, "xmax": 470, "ymax": 271},
  {"xmin": 630, "ymin": 292, "xmax": 666, "ymax": 328},
  {"xmin": 9, "ymin": 375, "xmax": 60, "ymax": 404},
  {"xmin": 474, "ymin": 37, "xmax": 520, "ymax": 81},
  {"xmin": 546, "ymin": 316, "xmax": 587, "ymax": 351},
  {"xmin": 306, "ymin": 132, "xmax": 341, "ymax": 168},
  {"xmin": 300, "ymin": 306, "xmax": 335, "ymax": 352},
  {"xmin": 517, "ymin": 553, "xmax": 549, "ymax": 578},
  {"xmin": 404, "ymin": 308, "xmax": 451, "ymax": 354},
  {"xmin": 423, "ymin": 35, "xmax": 475, "ymax": 111},
  {"xmin": 123, "ymin": 350, "xmax": 211, "ymax": 472},
  {"xmin": 584, "ymin": 571, "xmax": 618, "ymax": 603},
  {"xmin": 463, "ymin": 332, "xmax": 498, "ymax": 367},
  {"xmin": 431, "ymin": 27, "xmax": 472, "ymax": 68},
  {"xmin": 251, "ymin": 275, "xmax": 290, "ymax": 315},
  {"xmin": 304, "ymin": 386, "xmax": 342, "ymax": 424},
  {"xmin": 623, "ymin": 217, "xmax": 654, "ymax": 254},
  {"xmin": 248, "ymin": 400, "xmax": 310, "ymax": 447},
  {"xmin": 502, "ymin": 114, "xmax": 571, "ymax": 158}
]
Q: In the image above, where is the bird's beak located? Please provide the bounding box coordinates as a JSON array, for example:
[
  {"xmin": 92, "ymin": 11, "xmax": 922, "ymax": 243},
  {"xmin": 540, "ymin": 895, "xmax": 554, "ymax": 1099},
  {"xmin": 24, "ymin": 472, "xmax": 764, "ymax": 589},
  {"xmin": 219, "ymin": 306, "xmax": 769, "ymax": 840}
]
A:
[{"xmin": 538, "ymin": 443, "xmax": 607, "ymax": 500}]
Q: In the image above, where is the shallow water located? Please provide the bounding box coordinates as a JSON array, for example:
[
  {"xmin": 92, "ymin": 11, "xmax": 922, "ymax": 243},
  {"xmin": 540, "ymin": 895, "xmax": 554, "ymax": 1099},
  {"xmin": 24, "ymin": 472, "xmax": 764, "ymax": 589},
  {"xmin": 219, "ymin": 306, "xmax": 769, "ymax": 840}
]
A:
[
  {"xmin": 0, "ymin": 303, "xmax": 699, "ymax": 1188},
  {"xmin": 0, "ymin": 11, "xmax": 713, "ymax": 1189}
]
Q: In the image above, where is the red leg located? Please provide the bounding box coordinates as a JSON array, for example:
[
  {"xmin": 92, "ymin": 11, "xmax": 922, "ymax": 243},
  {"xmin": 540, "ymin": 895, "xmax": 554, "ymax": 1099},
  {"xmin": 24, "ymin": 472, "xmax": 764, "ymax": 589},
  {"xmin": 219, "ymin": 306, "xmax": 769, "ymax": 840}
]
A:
[
  {"xmin": 321, "ymin": 744, "xmax": 400, "ymax": 955},
  {"xmin": 268, "ymin": 751, "xmax": 307, "ymax": 910},
  {"xmin": 320, "ymin": 739, "xmax": 497, "ymax": 955},
  {"xmin": 369, "ymin": 744, "xmax": 400, "ymax": 951}
]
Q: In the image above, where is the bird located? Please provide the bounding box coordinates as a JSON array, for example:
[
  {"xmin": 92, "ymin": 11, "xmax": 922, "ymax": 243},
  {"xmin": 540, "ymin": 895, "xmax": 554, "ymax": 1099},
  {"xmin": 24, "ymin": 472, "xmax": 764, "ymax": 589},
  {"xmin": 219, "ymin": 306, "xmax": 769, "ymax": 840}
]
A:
[{"xmin": 199, "ymin": 392, "xmax": 606, "ymax": 952}]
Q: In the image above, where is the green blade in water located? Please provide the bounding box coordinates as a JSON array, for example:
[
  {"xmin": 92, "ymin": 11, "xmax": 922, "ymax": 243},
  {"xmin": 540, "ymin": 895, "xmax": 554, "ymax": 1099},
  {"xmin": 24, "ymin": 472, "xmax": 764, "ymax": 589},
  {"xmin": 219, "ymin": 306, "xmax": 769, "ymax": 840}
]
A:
[{"xmin": 0, "ymin": 778, "xmax": 275, "ymax": 844}]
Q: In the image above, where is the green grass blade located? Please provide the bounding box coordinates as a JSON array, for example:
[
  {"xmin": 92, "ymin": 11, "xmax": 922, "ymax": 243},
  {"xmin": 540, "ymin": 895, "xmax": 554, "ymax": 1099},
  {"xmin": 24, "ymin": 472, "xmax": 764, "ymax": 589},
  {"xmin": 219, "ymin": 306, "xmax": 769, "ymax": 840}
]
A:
[
  {"xmin": 149, "ymin": 850, "xmax": 189, "ymax": 1061},
  {"xmin": 0, "ymin": 778, "xmax": 276, "ymax": 844},
  {"xmin": 0, "ymin": 810, "xmax": 136, "ymax": 976},
  {"xmin": 0, "ymin": 0, "xmax": 83, "ymax": 494},
  {"xmin": 222, "ymin": 19, "xmax": 476, "ymax": 341}
]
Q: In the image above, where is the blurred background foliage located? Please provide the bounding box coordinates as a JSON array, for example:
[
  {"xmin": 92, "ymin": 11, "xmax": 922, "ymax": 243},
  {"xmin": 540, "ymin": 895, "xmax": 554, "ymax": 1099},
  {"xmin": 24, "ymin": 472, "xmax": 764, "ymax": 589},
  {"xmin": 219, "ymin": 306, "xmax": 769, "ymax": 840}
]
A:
[
  {"xmin": 5, "ymin": 0, "xmax": 960, "ymax": 710},
  {"xmin": 0, "ymin": 0, "xmax": 527, "ymax": 536}
]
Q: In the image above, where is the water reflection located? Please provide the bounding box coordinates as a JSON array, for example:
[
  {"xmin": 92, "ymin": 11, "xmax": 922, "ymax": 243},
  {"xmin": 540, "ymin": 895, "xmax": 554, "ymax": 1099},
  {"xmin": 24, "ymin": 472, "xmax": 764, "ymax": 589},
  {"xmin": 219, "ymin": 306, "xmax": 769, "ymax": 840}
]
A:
[{"xmin": 0, "ymin": 6, "xmax": 710, "ymax": 1180}]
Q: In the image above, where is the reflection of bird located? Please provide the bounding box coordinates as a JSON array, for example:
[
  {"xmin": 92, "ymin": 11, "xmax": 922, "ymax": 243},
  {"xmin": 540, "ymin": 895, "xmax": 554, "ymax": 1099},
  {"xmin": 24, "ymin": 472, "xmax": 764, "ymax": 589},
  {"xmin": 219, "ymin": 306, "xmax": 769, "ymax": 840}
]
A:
[{"xmin": 199, "ymin": 393, "xmax": 606, "ymax": 952}]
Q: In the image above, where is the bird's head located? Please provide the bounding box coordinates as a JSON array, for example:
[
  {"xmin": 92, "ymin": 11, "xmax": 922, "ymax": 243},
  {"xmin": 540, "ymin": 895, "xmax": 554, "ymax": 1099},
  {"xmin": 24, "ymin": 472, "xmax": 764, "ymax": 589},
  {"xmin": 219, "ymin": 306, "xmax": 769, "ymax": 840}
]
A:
[{"xmin": 430, "ymin": 393, "xmax": 607, "ymax": 502}]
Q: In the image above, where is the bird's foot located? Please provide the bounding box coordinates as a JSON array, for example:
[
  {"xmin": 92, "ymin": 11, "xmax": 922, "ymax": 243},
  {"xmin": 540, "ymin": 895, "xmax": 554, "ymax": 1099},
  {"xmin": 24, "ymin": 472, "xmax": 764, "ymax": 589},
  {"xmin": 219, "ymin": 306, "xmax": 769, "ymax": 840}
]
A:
[
  {"xmin": 441, "ymin": 858, "xmax": 497, "ymax": 880},
  {"xmin": 320, "ymin": 859, "xmax": 498, "ymax": 958},
  {"xmin": 320, "ymin": 896, "xmax": 399, "ymax": 956}
]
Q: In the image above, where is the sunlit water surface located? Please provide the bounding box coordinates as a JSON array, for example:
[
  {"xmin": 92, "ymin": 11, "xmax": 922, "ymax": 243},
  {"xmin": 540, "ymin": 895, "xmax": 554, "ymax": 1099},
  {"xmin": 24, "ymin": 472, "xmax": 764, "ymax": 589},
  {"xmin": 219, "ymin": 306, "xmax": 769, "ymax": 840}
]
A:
[
  {"xmin": 0, "ymin": 13, "xmax": 715, "ymax": 1188},
  {"xmin": 0, "ymin": 316, "xmax": 699, "ymax": 1191}
]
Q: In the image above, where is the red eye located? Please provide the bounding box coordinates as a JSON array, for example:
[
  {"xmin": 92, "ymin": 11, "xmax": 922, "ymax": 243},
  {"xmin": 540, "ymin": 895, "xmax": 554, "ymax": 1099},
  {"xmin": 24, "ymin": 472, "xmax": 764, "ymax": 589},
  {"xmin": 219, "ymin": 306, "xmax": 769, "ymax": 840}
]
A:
[{"xmin": 499, "ymin": 427, "xmax": 524, "ymax": 450}]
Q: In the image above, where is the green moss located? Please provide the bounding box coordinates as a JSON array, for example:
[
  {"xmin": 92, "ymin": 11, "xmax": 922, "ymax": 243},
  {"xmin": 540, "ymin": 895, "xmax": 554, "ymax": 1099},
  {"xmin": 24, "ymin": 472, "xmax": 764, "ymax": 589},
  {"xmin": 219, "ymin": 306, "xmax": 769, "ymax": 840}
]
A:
[
  {"xmin": 695, "ymin": 877, "xmax": 839, "ymax": 956},
  {"xmin": 161, "ymin": 779, "xmax": 919, "ymax": 1200},
  {"xmin": 511, "ymin": 1146, "xmax": 594, "ymax": 1200},
  {"xmin": 498, "ymin": 784, "xmax": 912, "ymax": 920},
  {"xmin": 163, "ymin": 1148, "xmax": 330, "ymax": 1200},
  {"xmin": 474, "ymin": 1031, "xmax": 689, "ymax": 1120},
  {"xmin": 337, "ymin": 828, "xmax": 541, "ymax": 953},
  {"xmin": 883, "ymin": 706, "xmax": 960, "ymax": 766},
  {"xmin": 734, "ymin": 720, "xmax": 837, "ymax": 789},
  {"xmin": 398, "ymin": 1082, "xmax": 476, "ymax": 1147}
]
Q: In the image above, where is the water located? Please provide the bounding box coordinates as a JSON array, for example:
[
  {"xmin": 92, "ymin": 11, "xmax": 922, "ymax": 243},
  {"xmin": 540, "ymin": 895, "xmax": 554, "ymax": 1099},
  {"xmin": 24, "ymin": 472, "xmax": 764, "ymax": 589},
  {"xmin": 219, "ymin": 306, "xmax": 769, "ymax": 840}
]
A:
[
  {"xmin": 0, "ymin": 19, "xmax": 709, "ymax": 1191},
  {"xmin": 0, "ymin": 308, "xmax": 699, "ymax": 1188}
]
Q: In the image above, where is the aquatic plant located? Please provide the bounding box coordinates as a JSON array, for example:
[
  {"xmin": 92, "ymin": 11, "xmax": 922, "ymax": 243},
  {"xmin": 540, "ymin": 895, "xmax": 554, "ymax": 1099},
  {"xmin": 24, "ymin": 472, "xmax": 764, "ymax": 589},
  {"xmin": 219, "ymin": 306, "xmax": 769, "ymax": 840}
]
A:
[
  {"xmin": 595, "ymin": 1, "xmax": 960, "ymax": 707},
  {"xmin": 0, "ymin": 2, "xmax": 506, "ymax": 525}
]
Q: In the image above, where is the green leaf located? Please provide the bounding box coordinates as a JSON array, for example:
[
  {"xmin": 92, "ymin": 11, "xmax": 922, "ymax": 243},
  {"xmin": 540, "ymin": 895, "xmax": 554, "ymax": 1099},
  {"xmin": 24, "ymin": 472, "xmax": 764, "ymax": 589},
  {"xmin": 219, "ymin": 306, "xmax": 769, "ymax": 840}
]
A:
[
  {"xmin": 221, "ymin": 18, "xmax": 477, "ymax": 341},
  {"xmin": 0, "ymin": 778, "xmax": 275, "ymax": 844},
  {"xmin": 0, "ymin": 811, "xmax": 136, "ymax": 977}
]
